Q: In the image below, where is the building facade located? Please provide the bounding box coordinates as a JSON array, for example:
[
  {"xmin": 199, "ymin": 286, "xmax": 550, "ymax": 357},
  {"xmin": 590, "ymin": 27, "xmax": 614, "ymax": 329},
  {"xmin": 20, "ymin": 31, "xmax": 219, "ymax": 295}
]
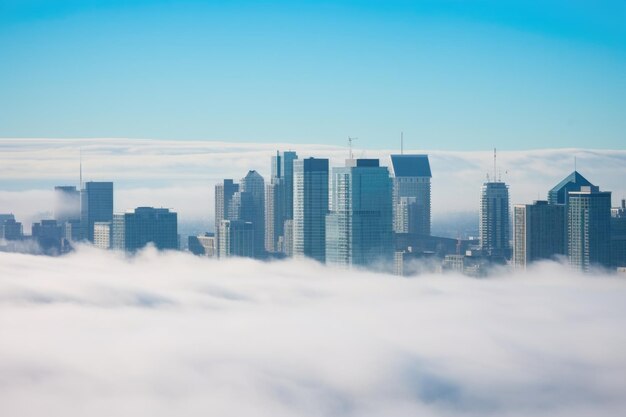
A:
[
  {"xmin": 240, "ymin": 170, "xmax": 265, "ymax": 258},
  {"xmin": 112, "ymin": 207, "xmax": 178, "ymax": 252},
  {"xmin": 513, "ymin": 201, "xmax": 566, "ymax": 268},
  {"xmin": 218, "ymin": 220, "xmax": 254, "ymax": 258},
  {"xmin": 293, "ymin": 158, "xmax": 329, "ymax": 262},
  {"xmin": 390, "ymin": 154, "xmax": 432, "ymax": 236},
  {"xmin": 81, "ymin": 181, "xmax": 113, "ymax": 242},
  {"xmin": 479, "ymin": 181, "xmax": 510, "ymax": 259},
  {"xmin": 215, "ymin": 179, "xmax": 239, "ymax": 257}
]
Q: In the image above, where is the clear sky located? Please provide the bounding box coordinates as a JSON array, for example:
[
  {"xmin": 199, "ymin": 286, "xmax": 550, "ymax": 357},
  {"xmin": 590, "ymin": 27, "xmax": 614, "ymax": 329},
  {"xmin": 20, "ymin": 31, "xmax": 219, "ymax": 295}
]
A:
[{"xmin": 1, "ymin": 0, "xmax": 624, "ymax": 150}]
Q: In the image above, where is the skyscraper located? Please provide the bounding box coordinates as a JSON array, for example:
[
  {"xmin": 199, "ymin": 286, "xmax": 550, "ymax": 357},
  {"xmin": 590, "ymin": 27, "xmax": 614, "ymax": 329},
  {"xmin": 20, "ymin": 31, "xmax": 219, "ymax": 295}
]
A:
[
  {"xmin": 54, "ymin": 186, "xmax": 81, "ymax": 223},
  {"xmin": 479, "ymin": 181, "xmax": 510, "ymax": 258},
  {"xmin": 218, "ymin": 220, "xmax": 254, "ymax": 258},
  {"xmin": 548, "ymin": 171, "xmax": 593, "ymax": 205},
  {"xmin": 240, "ymin": 170, "xmax": 265, "ymax": 258},
  {"xmin": 112, "ymin": 207, "xmax": 178, "ymax": 252},
  {"xmin": 215, "ymin": 179, "xmax": 239, "ymax": 256},
  {"xmin": 390, "ymin": 154, "xmax": 432, "ymax": 236},
  {"xmin": 326, "ymin": 159, "xmax": 393, "ymax": 267},
  {"xmin": 265, "ymin": 151, "xmax": 298, "ymax": 254},
  {"xmin": 81, "ymin": 181, "xmax": 113, "ymax": 242},
  {"xmin": 513, "ymin": 200, "xmax": 566, "ymax": 268},
  {"xmin": 568, "ymin": 186, "xmax": 611, "ymax": 271},
  {"xmin": 293, "ymin": 158, "xmax": 329, "ymax": 262},
  {"xmin": 93, "ymin": 222, "xmax": 112, "ymax": 249}
]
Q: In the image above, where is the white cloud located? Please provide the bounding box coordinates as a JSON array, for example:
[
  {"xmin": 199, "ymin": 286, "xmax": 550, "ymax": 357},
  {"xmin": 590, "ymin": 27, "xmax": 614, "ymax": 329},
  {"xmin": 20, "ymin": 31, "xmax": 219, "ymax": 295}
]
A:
[
  {"xmin": 1, "ymin": 248, "xmax": 626, "ymax": 416},
  {"xmin": 1, "ymin": 139, "xmax": 625, "ymax": 229}
]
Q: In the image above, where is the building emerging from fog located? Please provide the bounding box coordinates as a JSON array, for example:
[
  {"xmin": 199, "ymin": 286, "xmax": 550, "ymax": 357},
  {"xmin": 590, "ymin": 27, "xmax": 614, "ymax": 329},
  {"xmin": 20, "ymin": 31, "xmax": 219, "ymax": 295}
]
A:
[
  {"xmin": 548, "ymin": 171, "xmax": 593, "ymax": 206},
  {"xmin": 218, "ymin": 220, "xmax": 254, "ymax": 258},
  {"xmin": 568, "ymin": 186, "xmax": 611, "ymax": 271},
  {"xmin": 390, "ymin": 154, "xmax": 431, "ymax": 236},
  {"xmin": 326, "ymin": 159, "xmax": 393, "ymax": 267},
  {"xmin": 293, "ymin": 158, "xmax": 329, "ymax": 263},
  {"xmin": 81, "ymin": 181, "xmax": 113, "ymax": 242},
  {"xmin": 513, "ymin": 200, "xmax": 566, "ymax": 268},
  {"xmin": 479, "ymin": 180, "xmax": 510, "ymax": 259},
  {"xmin": 112, "ymin": 207, "xmax": 178, "ymax": 252},
  {"xmin": 215, "ymin": 179, "xmax": 239, "ymax": 257},
  {"xmin": 265, "ymin": 151, "xmax": 298, "ymax": 254}
]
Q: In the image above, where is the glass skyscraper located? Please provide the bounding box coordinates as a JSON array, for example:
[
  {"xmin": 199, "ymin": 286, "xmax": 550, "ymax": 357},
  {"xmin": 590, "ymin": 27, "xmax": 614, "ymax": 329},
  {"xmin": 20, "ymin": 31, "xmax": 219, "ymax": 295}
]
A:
[
  {"xmin": 80, "ymin": 181, "xmax": 113, "ymax": 242},
  {"xmin": 266, "ymin": 151, "xmax": 298, "ymax": 254},
  {"xmin": 513, "ymin": 200, "xmax": 566, "ymax": 268},
  {"xmin": 326, "ymin": 159, "xmax": 393, "ymax": 267},
  {"xmin": 240, "ymin": 170, "xmax": 265, "ymax": 258},
  {"xmin": 293, "ymin": 158, "xmax": 328, "ymax": 263},
  {"xmin": 479, "ymin": 181, "xmax": 510, "ymax": 258},
  {"xmin": 112, "ymin": 207, "xmax": 178, "ymax": 252},
  {"xmin": 390, "ymin": 154, "xmax": 432, "ymax": 236}
]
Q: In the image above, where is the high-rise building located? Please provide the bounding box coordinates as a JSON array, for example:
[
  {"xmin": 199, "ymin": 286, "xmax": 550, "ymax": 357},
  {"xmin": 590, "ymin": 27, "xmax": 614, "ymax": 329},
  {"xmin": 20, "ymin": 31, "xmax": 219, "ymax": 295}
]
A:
[
  {"xmin": 93, "ymin": 222, "xmax": 112, "ymax": 249},
  {"xmin": 513, "ymin": 201, "xmax": 566, "ymax": 268},
  {"xmin": 390, "ymin": 154, "xmax": 432, "ymax": 236},
  {"xmin": 548, "ymin": 171, "xmax": 593, "ymax": 205},
  {"xmin": 81, "ymin": 182, "xmax": 113, "ymax": 242},
  {"xmin": 568, "ymin": 186, "xmax": 611, "ymax": 271},
  {"xmin": 32, "ymin": 219, "xmax": 66, "ymax": 254},
  {"xmin": 283, "ymin": 219, "xmax": 294, "ymax": 257},
  {"xmin": 215, "ymin": 179, "xmax": 239, "ymax": 256},
  {"xmin": 265, "ymin": 151, "xmax": 298, "ymax": 254},
  {"xmin": 54, "ymin": 186, "xmax": 81, "ymax": 223},
  {"xmin": 240, "ymin": 170, "xmax": 265, "ymax": 258},
  {"xmin": 188, "ymin": 233, "xmax": 217, "ymax": 257},
  {"xmin": 111, "ymin": 207, "xmax": 178, "ymax": 252},
  {"xmin": 479, "ymin": 181, "xmax": 510, "ymax": 258},
  {"xmin": 611, "ymin": 199, "xmax": 626, "ymax": 269},
  {"xmin": 0, "ymin": 215, "xmax": 22, "ymax": 241},
  {"xmin": 218, "ymin": 220, "xmax": 254, "ymax": 258},
  {"xmin": 326, "ymin": 159, "xmax": 393, "ymax": 267},
  {"xmin": 293, "ymin": 158, "xmax": 329, "ymax": 262}
]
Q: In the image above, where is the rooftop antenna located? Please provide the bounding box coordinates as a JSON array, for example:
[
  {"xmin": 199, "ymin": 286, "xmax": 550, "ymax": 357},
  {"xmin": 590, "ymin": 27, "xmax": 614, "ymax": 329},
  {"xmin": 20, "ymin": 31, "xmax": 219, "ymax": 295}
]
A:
[
  {"xmin": 493, "ymin": 148, "xmax": 497, "ymax": 182},
  {"xmin": 348, "ymin": 137, "xmax": 358, "ymax": 160},
  {"xmin": 401, "ymin": 131, "xmax": 404, "ymax": 155},
  {"xmin": 79, "ymin": 147, "xmax": 83, "ymax": 189},
  {"xmin": 574, "ymin": 156, "xmax": 577, "ymax": 172}
]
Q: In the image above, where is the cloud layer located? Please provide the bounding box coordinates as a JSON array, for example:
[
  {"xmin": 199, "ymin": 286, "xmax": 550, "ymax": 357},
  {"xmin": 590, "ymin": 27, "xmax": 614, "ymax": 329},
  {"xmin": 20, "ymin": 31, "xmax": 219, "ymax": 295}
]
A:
[{"xmin": 1, "ymin": 247, "xmax": 626, "ymax": 416}]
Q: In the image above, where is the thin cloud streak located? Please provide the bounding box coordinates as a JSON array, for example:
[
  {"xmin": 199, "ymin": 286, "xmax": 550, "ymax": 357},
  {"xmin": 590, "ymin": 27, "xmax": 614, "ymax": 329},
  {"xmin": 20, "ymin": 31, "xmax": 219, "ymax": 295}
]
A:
[{"xmin": 1, "ymin": 247, "xmax": 626, "ymax": 416}]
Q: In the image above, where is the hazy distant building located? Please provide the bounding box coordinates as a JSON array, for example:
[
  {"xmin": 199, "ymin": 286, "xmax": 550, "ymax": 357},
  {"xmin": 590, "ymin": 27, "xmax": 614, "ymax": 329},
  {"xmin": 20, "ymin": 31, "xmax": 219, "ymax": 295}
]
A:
[
  {"xmin": 32, "ymin": 219, "xmax": 65, "ymax": 254},
  {"xmin": 283, "ymin": 219, "xmax": 294, "ymax": 257},
  {"xmin": 215, "ymin": 179, "xmax": 239, "ymax": 256},
  {"xmin": 390, "ymin": 154, "xmax": 432, "ymax": 236},
  {"xmin": 240, "ymin": 170, "xmax": 265, "ymax": 258},
  {"xmin": 266, "ymin": 151, "xmax": 298, "ymax": 254},
  {"xmin": 513, "ymin": 201, "xmax": 566, "ymax": 268},
  {"xmin": 218, "ymin": 220, "xmax": 254, "ymax": 258},
  {"xmin": 567, "ymin": 186, "xmax": 611, "ymax": 271},
  {"xmin": 112, "ymin": 207, "xmax": 178, "ymax": 252},
  {"xmin": 611, "ymin": 199, "xmax": 626, "ymax": 268},
  {"xmin": 81, "ymin": 182, "xmax": 113, "ymax": 242},
  {"xmin": 326, "ymin": 159, "xmax": 393, "ymax": 267},
  {"xmin": 188, "ymin": 233, "xmax": 217, "ymax": 257},
  {"xmin": 54, "ymin": 186, "xmax": 81, "ymax": 223},
  {"xmin": 0, "ymin": 215, "xmax": 23, "ymax": 241},
  {"xmin": 93, "ymin": 221, "xmax": 112, "ymax": 249},
  {"xmin": 479, "ymin": 181, "xmax": 510, "ymax": 258},
  {"xmin": 292, "ymin": 158, "xmax": 329, "ymax": 263}
]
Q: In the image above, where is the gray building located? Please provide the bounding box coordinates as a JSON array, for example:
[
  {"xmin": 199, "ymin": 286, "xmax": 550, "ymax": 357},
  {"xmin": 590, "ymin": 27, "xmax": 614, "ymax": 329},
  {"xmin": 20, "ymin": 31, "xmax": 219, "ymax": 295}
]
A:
[
  {"xmin": 513, "ymin": 200, "xmax": 566, "ymax": 268},
  {"xmin": 112, "ymin": 207, "xmax": 178, "ymax": 252},
  {"xmin": 218, "ymin": 220, "xmax": 254, "ymax": 258},
  {"xmin": 479, "ymin": 181, "xmax": 510, "ymax": 259},
  {"xmin": 568, "ymin": 186, "xmax": 611, "ymax": 271},
  {"xmin": 81, "ymin": 181, "xmax": 113, "ymax": 242},
  {"xmin": 188, "ymin": 233, "xmax": 217, "ymax": 257},
  {"xmin": 215, "ymin": 179, "xmax": 239, "ymax": 256},
  {"xmin": 326, "ymin": 159, "xmax": 393, "ymax": 267},
  {"xmin": 293, "ymin": 158, "xmax": 329, "ymax": 263},
  {"xmin": 93, "ymin": 221, "xmax": 112, "ymax": 249},
  {"xmin": 240, "ymin": 170, "xmax": 265, "ymax": 258},
  {"xmin": 0, "ymin": 215, "xmax": 23, "ymax": 241},
  {"xmin": 265, "ymin": 176, "xmax": 284, "ymax": 253},
  {"xmin": 390, "ymin": 154, "xmax": 432, "ymax": 236}
]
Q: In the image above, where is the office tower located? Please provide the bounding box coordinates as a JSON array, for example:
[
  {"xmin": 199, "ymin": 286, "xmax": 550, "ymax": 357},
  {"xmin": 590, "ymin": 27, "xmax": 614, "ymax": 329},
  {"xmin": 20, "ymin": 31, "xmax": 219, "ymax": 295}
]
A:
[
  {"xmin": 611, "ymin": 199, "xmax": 626, "ymax": 268},
  {"xmin": 240, "ymin": 170, "xmax": 265, "ymax": 258},
  {"xmin": 265, "ymin": 151, "xmax": 298, "ymax": 254},
  {"xmin": 326, "ymin": 159, "xmax": 393, "ymax": 267},
  {"xmin": 265, "ymin": 177, "xmax": 284, "ymax": 253},
  {"xmin": 0, "ymin": 215, "xmax": 22, "ymax": 241},
  {"xmin": 93, "ymin": 222, "xmax": 112, "ymax": 249},
  {"xmin": 513, "ymin": 201, "xmax": 566, "ymax": 268},
  {"xmin": 218, "ymin": 220, "xmax": 254, "ymax": 258},
  {"xmin": 479, "ymin": 181, "xmax": 511, "ymax": 258},
  {"xmin": 81, "ymin": 181, "xmax": 113, "ymax": 242},
  {"xmin": 111, "ymin": 214, "xmax": 126, "ymax": 250},
  {"xmin": 390, "ymin": 154, "xmax": 432, "ymax": 235},
  {"xmin": 112, "ymin": 207, "xmax": 178, "ymax": 252},
  {"xmin": 568, "ymin": 186, "xmax": 611, "ymax": 271},
  {"xmin": 215, "ymin": 179, "xmax": 239, "ymax": 256},
  {"xmin": 293, "ymin": 158, "xmax": 329, "ymax": 262},
  {"xmin": 32, "ymin": 220, "xmax": 65, "ymax": 254},
  {"xmin": 283, "ymin": 219, "xmax": 294, "ymax": 257},
  {"xmin": 548, "ymin": 171, "xmax": 593, "ymax": 205},
  {"xmin": 54, "ymin": 186, "xmax": 80, "ymax": 223}
]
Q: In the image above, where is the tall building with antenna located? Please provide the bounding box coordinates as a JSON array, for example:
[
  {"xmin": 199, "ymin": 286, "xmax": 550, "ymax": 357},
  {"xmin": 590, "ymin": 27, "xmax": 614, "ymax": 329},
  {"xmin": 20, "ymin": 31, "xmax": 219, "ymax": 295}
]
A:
[
  {"xmin": 390, "ymin": 154, "xmax": 432, "ymax": 236},
  {"xmin": 479, "ymin": 149, "xmax": 511, "ymax": 259}
]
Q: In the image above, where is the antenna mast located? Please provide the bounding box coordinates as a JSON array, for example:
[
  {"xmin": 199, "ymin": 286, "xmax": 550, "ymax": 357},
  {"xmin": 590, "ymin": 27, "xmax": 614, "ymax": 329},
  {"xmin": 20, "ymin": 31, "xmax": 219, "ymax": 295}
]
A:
[
  {"xmin": 348, "ymin": 137, "xmax": 358, "ymax": 160},
  {"xmin": 79, "ymin": 147, "xmax": 83, "ymax": 189},
  {"xmin": 401, "ymin": 132, "xmax": 404, "ymax": 155}
]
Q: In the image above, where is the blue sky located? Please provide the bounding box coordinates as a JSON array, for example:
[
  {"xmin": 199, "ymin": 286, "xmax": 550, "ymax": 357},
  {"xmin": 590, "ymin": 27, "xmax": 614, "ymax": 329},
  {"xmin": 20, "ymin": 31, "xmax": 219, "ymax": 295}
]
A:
[{"xmin": 1, "ymin": 0, "xmax": 624, "ymax": 150}]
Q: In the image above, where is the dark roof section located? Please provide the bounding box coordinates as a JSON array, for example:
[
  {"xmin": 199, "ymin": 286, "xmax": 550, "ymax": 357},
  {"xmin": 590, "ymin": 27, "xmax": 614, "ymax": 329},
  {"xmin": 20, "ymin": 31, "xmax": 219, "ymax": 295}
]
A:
[{"xmin": 390, "ymin": 154, "xmax": 432, "ymax": 177}]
